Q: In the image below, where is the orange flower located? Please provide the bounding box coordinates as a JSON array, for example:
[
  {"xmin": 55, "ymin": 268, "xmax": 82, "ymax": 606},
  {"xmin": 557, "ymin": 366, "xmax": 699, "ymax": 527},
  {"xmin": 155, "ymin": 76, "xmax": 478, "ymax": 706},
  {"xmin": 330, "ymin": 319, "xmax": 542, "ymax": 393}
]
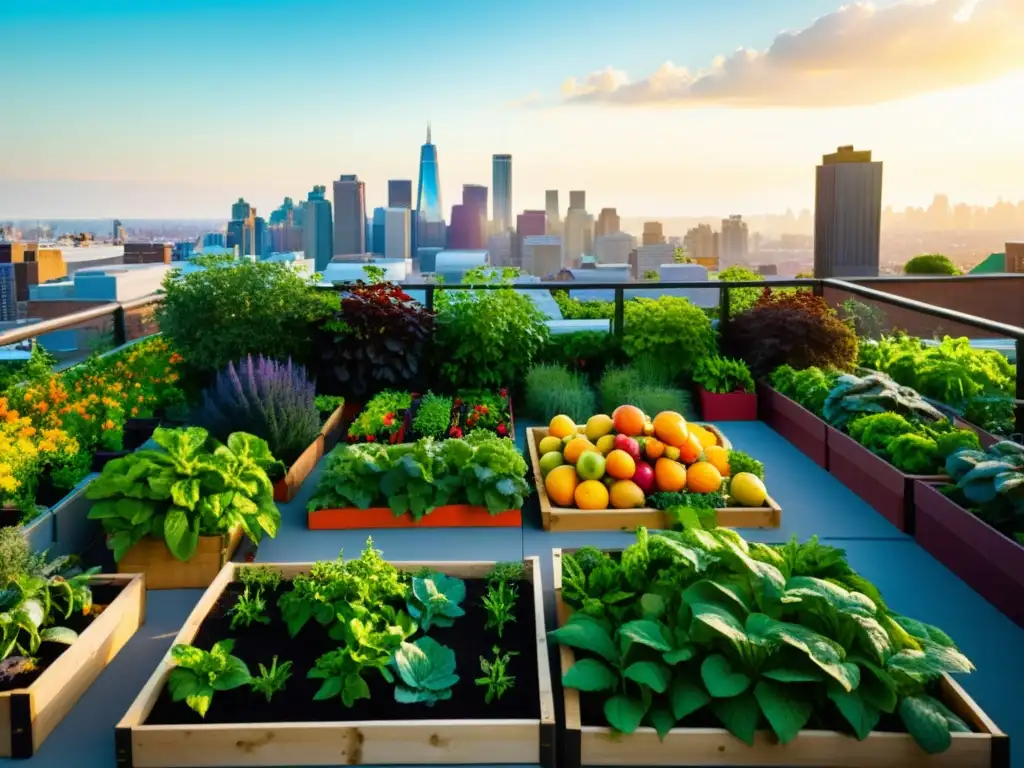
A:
[
  {"xmin": 131, "ymin": 407, "xmax": 139, "ymax": 416},
  {"xmin": 102, "ymin": 419, "xmax": 116, "ymax": 431},
  {"xmin": 35, "ymin": 402, "xmax": 49, "ymax": 414}
]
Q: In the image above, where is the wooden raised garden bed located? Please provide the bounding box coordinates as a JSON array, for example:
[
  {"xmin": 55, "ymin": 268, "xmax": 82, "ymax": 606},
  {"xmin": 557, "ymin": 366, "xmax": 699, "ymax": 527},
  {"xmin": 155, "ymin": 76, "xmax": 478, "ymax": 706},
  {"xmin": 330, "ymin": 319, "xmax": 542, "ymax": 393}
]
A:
[
  {"xmin": 308, "ymin": 504, "xmax": 522, "ymax": 530},
  {"xmin": 0, "ymin": 573, "xmax": 146, "ymax": 758},
  {"xmin": 116, "ymin": 527, "xmax": 243, "ymax": 590},
  {"xmin": 914, "ymin": 481, "xmax": 1024, "ymax": 630},
  {"xmin": 757, "ymin": 383, "xmax": 828, "ymax": 468},
  {"xmin": 526, "ymin": 427, "xmax": 781, "ymax": 532},
  {"xmin": 115, "ymin": 558, "xmax": 556, "ymax": 767},
  {"xmin": 826, "ymin": 427, "xmax": 945, "ymax": 534},
  {"xmin": 273, "ymin": 403, "xmax": 348, "ymax": 503},
  {"xmin": 552, "ymin": 549, "xmax": 1009, "ymax": 768}
]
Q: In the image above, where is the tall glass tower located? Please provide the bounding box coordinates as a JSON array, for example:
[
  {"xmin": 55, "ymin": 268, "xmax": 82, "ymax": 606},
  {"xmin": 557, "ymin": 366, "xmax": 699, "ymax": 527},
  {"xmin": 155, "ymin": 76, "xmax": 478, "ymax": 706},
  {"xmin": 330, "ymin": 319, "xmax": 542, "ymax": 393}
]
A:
[
  {"xmin": 416, "ymin": 123, "xmax": 443, "ymax": 222},
  {"xmin": 492, "ymin": 154, "xmax": 513, "ymax": 233}
]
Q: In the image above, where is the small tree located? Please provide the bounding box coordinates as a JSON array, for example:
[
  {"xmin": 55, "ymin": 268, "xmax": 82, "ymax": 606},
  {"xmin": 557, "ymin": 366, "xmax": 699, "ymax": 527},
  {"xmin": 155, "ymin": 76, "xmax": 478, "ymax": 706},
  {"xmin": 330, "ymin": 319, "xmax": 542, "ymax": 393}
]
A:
[
  {"xmin": 903, "ymin": 254, "xmax": 960, "ymax": 275},
  {"xmin": 642, "ymin": 269, "xmax": 659, "ymax": 281},
  {"xmin": 673, "ymin": 247, "xmax": 693, "ymax": 264}
]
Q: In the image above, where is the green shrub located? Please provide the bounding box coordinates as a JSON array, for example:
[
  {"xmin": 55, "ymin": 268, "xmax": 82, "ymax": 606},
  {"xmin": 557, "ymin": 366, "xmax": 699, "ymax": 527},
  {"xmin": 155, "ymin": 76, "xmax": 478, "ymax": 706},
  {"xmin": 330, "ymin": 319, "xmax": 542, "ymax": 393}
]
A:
[
  {"xmin": 524, "ymin": 364, "xmax": 596, "ymax": 423},
  {"xmin": 551, "ymin": 291, "xmax": 615, "ymax": 320},
  {"xmin": 412, "ymin": 393, "xmax": 454, "ymax": 439},
  {"xmin": 539, "ymin": 331, "xmax": 623, "ymax": 379},
  {"xmin": 716, "ymin": 266, "xmax": 763, "ymax": 316},
  {"xmin": 622, "ymin": 296, "xmax": 715, "ymax": 380},
  {"xmin": 598, "ymin": 365, "xmax": 694, "ymax": 418},
  {"xmin": 693, "ymin": 355, "xmax": 755, "ymax": 394},
  {"xmin": 903, "ymin": 254, "xmax": 960, "ymax": 275}
]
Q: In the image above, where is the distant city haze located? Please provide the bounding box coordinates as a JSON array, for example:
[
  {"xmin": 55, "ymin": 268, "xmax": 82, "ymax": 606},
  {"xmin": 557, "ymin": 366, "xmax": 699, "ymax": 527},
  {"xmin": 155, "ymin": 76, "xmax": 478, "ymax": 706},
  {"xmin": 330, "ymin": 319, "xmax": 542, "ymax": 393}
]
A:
[{"xmin": 2, "ymin": 0, "xmax": 1023, "ymax": 218}]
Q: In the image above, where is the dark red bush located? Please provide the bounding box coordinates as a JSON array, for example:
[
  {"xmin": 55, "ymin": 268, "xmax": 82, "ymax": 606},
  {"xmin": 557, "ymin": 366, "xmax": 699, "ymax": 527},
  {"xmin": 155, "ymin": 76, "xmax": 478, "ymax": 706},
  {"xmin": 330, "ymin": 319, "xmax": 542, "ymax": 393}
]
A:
[{"xmin": 721, "ymin": 288, "xmax": 858, "ymax": 378}]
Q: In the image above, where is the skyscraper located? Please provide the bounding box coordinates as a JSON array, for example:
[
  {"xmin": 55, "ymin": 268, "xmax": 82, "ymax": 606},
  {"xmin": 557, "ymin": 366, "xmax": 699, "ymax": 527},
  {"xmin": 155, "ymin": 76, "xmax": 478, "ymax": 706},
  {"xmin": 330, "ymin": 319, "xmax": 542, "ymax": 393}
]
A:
[
  {"xmin": 448, "ymin": 185, "xmax": 487, "ymax": 250},
  {"xmin": 303, "ymin": 185, "xmax": 333, "ymax": 271},
  {"xmin": 545, "ymin": 190, "xmax": 560, "ymax": 233},
  {"xmin": 596, "ymin": 208, "xmax": 620, "ymax": 238},
  {"xmin": 642, "ymin": 222, "xmax": 665, "ymax": 246},
  {"xmin": 333, "ymin": 174, "xmax": 366, "ymax": 257},
  {"xmin": 492, "ymin": 154, "xmax": 513, "ymax": 233},
  {"xmin": 814, "ymin": 145, "xmax": 883, "ymax": 278},
  {"xmin": 569, "ymin": 191, "xmax": 586, "ymax": 212},
  {"xmin": 514, "ymin": 210, "xmax": 546, "ymax": 268},
  {"xmin": 720, "ymin": 215, "xmax": 749, "ymax": 266},
  {"xmin": 384, "ymin": 208, "xmax": 411, "ymax": 260},
  {"xmin": 371, "ymin": 207, "xmax": 386, "ymax": 256},
  {"xmin": 416, "ymin": 124, "xmax": 445, "ymax": 249},
  {"xmin": 388, "ymin": 179, "xmax": 413, "ymax": 209},
  {"xmin": 227, "ymin": 198, "xmax": 256, "ymax": 258}
]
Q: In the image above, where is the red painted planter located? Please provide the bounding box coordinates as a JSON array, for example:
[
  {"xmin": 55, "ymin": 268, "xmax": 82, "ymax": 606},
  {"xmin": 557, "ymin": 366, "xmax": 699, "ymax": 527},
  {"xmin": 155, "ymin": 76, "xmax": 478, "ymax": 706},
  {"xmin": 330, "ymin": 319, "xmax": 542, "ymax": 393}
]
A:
[
  {"xmin": 697, "ymin": 387, "xmax": 757, "ymax": 422},
  {"xmin": 756, "ymin": 384, "xmax": 828, "ymax": 468},
  {"xmin": 826, "ymin": 427, "xmax": 945, "ymax": 534},
  {"xmin": 308, "ymin": 504, "xmax": 522, "ymax": 530},
  {"xmin": 914, "ymin": 481, "xmax": 1024, "ymax": 629}
]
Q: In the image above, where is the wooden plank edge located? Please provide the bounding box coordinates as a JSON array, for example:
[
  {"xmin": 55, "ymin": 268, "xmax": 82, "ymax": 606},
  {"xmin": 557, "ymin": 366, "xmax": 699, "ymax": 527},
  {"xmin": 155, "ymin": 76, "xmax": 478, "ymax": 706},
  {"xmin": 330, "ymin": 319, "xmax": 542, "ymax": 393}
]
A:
[{"xmin": 528, "ymin": 556, "xmax": 557, "ymax": 768}]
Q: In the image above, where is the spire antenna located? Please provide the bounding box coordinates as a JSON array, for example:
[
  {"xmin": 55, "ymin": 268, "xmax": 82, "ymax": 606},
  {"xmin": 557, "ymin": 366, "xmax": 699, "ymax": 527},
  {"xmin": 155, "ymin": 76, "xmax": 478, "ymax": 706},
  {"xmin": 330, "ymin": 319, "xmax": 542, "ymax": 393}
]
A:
[{"xmin": 427, "ymin": 121, "xmax": 431, "ymax": 144}]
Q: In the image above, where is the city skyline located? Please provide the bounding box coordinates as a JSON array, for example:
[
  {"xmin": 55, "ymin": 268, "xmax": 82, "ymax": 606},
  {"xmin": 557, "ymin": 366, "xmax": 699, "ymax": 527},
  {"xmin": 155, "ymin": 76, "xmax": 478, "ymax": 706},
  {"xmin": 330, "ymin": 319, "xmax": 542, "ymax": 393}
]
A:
[{"xmin": 2, "ymin": 0, "xmax": 1022, "ymax": 219}]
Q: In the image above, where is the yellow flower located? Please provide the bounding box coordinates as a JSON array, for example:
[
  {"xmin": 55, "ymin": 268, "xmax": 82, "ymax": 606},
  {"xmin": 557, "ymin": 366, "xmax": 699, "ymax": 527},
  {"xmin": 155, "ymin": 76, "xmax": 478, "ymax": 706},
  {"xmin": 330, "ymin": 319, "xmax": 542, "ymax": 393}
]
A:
[
  {"xmin": 0, "ymin": 476, "xmax": 18, "ymax": 493},
  {"xmin": 37, "ymin": 439, "xmax": 57, "ymax": 452}
]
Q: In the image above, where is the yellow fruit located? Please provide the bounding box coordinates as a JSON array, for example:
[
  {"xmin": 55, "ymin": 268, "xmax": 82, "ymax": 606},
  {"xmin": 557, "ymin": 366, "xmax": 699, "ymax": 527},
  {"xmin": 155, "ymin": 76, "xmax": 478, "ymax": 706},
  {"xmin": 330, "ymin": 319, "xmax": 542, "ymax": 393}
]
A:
[
  {"xmin": 545, "ymin": 465, "xmax": 579, "ymax": 507},
  {"xmin": 654, "ymin": 458, "xmax": 687, "ymax": 492},
  {"xmin": 563, "ymin": 437, "xmax": 598, "ymax": 465},
  {"xmin": 705, "ymin": 445, "xmax": 730, "ymax": 476},
  {"xmin": 538, "ymin": 451, "xmax": 565, "ymax": 478},
  {"xmin": 605, "ymin": 450, "xmax": 636, "ymax": 480},
  {"xmin": 575, "ymin": 479, "xmax": 610, "ymax": 510},
  {"xmin": 691, "ymin": 424, "xmax": 718, "ymax": 449},
  {"xmin": 653, "ymin": 411, "xmax": 689, "ymax": 447},
  {"xmin": 643, "ymin": 421, "xmax": 655, "ymax": 437},
  {"xmin": 663, "ymin": 445, "xmax": 681, "ymax": 461},
  {"xmin": 609, "ymin": 480, "xmax": 645, "ymax": 509},
  {"xmin": 538, "ymin": 436, "xmax": 563, "ymax": 455},
  {"xmin": 730, "ymin": 472, "xmax": 767, "ymax": 507},
  {"xmin": 596, "ymin": 434, "xmax": 617, "ymax": 455},
  {"xmin": 549, "ymin": 415, "xmax": 577, "ymax": 440},
  {"xmin": 687, "ymin": 461, "xmax": 723, "ymax": 494},
  {"xmin": 585, "ymin": 414, "xmax": 614, "ymax": 442}
]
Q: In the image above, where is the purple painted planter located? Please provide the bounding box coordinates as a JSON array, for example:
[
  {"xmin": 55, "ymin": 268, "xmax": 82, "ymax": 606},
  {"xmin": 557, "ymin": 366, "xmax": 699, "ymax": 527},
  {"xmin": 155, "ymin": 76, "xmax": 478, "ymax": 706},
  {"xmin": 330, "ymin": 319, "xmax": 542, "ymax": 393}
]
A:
[
  {"xmin": 826, "ymin": 427, "xmax": 945, "ymax": 534},
  {"xmin": 757, "ymin": 384, "xmax": 828, "ymax": 468},
  {"xmin": 914, "ymin": 481, "xmax": 1024, "ymax": 629}
]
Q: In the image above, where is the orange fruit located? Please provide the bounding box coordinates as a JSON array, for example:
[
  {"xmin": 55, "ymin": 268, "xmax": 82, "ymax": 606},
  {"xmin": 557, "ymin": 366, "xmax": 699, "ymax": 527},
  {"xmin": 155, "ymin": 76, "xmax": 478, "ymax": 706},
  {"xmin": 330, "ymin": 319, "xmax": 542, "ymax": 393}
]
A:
[
  {"xmin": 605, "ymin": 449, "xmax": 637, "ymax": 480},
  {"xmin": 575, "ymin": 480, "xmax": 609, "ymax": 510},
  {"xmin": 690, "ymin": 424, "xmax": 718, "ymax": 449},
  {"xmin": 687, "ymin": 461, "xmax": 723, "ymax": 494},
  {"xmin": 545, "ymin": 465, "xmax": 579, "ymax": 507},
  {"xmin": 653, "ymin": 411, "xmax": 689, "ymax": 447},
  {"xmin": 678, "ymin": 433, "xmax": 703, "ymax": 465},
  {"xmin": 654, "ymin": 458, "xmax": 687, "ymax": 493},
  {"xmin": 644, "ymin": 437, "xmax": 665, "ymax": 460},
  {"xmin": 612, "ymin": 405, "xmax": 646, "ymax": 437},
  {"xmin": 549, "ymin": 415, "xmax": 578, "ymax": 439},
  {"xmin": 563, "ymin": 437, "xmax": 597, "ymax": 465},
  {"xmin": 705, "ymin": 445, "xmax": 730, "ymax": 476},
  {"xmin": 609, "ymin": 480, "xmax": 645, "ymax": 509}
]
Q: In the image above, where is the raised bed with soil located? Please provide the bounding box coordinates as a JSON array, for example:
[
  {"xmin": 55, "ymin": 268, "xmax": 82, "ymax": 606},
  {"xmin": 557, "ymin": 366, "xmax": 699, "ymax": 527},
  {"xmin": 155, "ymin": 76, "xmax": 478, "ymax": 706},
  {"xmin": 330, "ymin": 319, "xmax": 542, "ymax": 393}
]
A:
[
  {"xmin": 757, "ymin": 383, "xmax": 829, "ymax": 468},
  {"xmin": 0, "ymin": 573, "xmax": 145, "ymax": 758},
  {"xmin": 116, "ymin": 557, "xmax": 555, "ymax": 767},
  {"xmin": 526, "ymin": 426, "xmax": 781, "ymax": 533},
  {"xmin": 116, "ymin": 527, "xmax": 243, "ymax": 590},
  {"xmin": 914, "ymin": 481, "xmax": 1024, "ymax": 630},
  {"xmin": 272, "ymin": 403, "xmax": 348, "ymax": 503},
  {"xmin": 551, "ymin": 549, "xmax": 1008, "ymax": 768}
]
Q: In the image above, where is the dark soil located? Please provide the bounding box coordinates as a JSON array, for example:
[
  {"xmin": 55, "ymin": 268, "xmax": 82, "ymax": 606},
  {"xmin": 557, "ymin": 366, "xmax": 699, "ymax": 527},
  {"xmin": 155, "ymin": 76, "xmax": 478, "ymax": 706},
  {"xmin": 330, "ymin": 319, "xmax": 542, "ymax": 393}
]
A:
[
  {"xmin": 146, "ymin": 577, "xmax": 541, "ymax": 724},
  {"xmin": 0, "ymin": 584, "xmax": 124, "ymax": 692}
]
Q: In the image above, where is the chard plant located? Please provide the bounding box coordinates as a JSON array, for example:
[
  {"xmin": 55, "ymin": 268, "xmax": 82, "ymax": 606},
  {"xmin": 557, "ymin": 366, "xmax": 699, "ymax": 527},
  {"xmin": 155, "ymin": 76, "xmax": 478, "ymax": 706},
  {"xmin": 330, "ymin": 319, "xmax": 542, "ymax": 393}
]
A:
[
  {"xmin": 168, "ymin": 640, "xmax": 251, "ymax": 718},
  {"xmin": 550, "ymin": 527, "xmax": 975, "ymax": 753},
  {"xmin": 944, "ymin": 440, "xmax": 1024, "ymax": 543},
  {"xmin": 250, "ymin": 656, "xmax": 292, "ymax": 703},
  {"xmin": 476, "ymin": 646, "xmax": 517, "ymax": 704},
  {"xmin": 392, "ymin": 636, "xmax": 459, "ymax": 706},
  {"xmin": 407, "ymin": 572, "xmax": 466, "ymax": 631}
]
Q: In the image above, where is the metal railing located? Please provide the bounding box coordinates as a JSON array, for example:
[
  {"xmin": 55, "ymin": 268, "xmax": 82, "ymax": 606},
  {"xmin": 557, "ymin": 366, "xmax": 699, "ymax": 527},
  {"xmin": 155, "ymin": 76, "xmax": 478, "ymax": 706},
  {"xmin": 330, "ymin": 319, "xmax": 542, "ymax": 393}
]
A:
[{"xmin": 0, "ymin": 278, "xmax": 1020, "ymax": 433}]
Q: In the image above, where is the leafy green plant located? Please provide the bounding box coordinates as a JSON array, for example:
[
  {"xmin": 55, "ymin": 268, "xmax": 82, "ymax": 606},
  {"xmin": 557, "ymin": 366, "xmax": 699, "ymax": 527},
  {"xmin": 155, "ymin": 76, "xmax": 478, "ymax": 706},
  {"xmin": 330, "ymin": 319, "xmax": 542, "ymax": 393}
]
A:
[
  {"xmin": 86, "ymin": 427, "xmax": 282, "ymax": 562},
  {"xmin": 482, "ymin": 580, "xmax": 518, "ymax": 638},
  {"xmin": 228, "ymin": 588, "xmax": 270, "ymax": 630},
  {"xmin": 314, "ymin": 395, "xmax": 345, "ymax": 416},
  {"xmin": 716, "ymin": 266, "xmax": 763, "ymax": 316},
  {"xmin": 693, "ymin": 356, "xmax": 755, "ymax": 395},
  {"xmin": 551, "ymin": 291, "xmax": 615, "ymax": 320},
  {"xmin": 598, "ymin": 364, "xmax": 694, "ymax": 419},
  {"xmin": 250, "ymin": 656, "xmax": 293, "ymax": 702},
  {"xmin": 769, "ymin": 365, "xmax": 839, "ymax": 416},
  {"xmin": 524, "ymin": 364, "xmax": 597, "ymax": 423},
  {"xmin": 848, "ymin": 413, "xmax": 980, "ymax": 475},
  {"xmin": 539, "ymin": 331, "xmax": 623, "ymax": 378},
  {"xmin": 308, "ymin": 432, "xmax": 529, "ymax": 519},
  {"xmin": 412, "ymin": 393, "xmax": 454, "ymax": 439},
  {"xmin": 550, "ymin": 528, "xmax": 975, "ymax": 753},
  {"xmin": 392, "ymin": 636, "xmax": 460, "ymax": 706},
  {"xmin": 622, "ymin": 297, "xmax": 716, "ymax": 381},
  {"xmin": 944, "ymin": 440, "xmax": 1024, "ymax": 542},
  {"xmin": 725, "ymin": 451, "xmax": 764, "ymax": 480},
  {"xmin": 168, "ymin": 640, "xmax": 251, "ymax": 718},
  {"xmin": 840, "ymin": 299, "xmax": 885, "ymax": 339},
  {"xmin": 822, "ymin": 372, "xmax": 946, "ymax": 430},
  {"xmin": 407, "ymin": 572, "xmax": 466, "ymax": 631},
  {"xmin": 476, "ymin": 646, "xmax": 518, "ymax": 704},
  {"xmin": 903, "ymin": 254, "xmax": 960, "ymax": 275},
  {"xmin": 347, "ymin": 390, "xmax": 412, "ymax": 442},
  {"xmin": 436, "ymin": 267, "xmax": 550, "ymax": 390}
]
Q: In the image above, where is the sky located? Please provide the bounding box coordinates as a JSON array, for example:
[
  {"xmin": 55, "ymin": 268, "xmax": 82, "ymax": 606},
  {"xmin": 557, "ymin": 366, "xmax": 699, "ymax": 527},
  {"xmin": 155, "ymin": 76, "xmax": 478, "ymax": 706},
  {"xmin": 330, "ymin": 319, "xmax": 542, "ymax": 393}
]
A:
[{"xmin": 2, "ymin": 0, "xmax": 1023, "ymax": 219}]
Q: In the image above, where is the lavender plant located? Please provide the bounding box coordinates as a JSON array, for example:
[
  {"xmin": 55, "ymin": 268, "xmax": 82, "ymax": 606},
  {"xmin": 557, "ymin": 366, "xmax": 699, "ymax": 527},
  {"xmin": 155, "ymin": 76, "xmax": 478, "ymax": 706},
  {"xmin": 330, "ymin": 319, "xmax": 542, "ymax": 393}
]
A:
[{"xmin": 194, "ymin": 356, "xmax": 320, "ymax": 468}]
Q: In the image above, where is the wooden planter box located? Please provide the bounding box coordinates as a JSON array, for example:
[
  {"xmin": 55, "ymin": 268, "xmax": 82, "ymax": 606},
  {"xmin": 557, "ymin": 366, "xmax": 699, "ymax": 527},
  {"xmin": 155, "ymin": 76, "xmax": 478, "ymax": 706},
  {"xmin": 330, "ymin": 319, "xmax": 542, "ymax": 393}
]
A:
[
  {"xmin": 526, "ymin": 427, "xmax": 779, "ymax": 532},
  {"xmin": 272, "ymin": 403, "xmax": 348, "ymax": 503},
  {"xmin": 826, "ymin": 427, "xmax": 946, "ymax": 534},
  {"xmin": 308, "ymin": 504, "xmax": 522, "ymax": 530},
  {"xmin": 697, "ymin": 387, "xmax": 757, "ymax": 422},
  {"xmin": 0, "ymin": 573, "xmax": 146, "ymax": 758},
  {"xmin": 757, "ymin": 383, "xmax": 829, "ymax": 468},
  {"xmin": 914, "ymin": 481, "xmax": 1024, "ymax": 629},
  {"xmin": 116, "ymin": 527, "xmax": 243, "ymax": 590},
  {"xmin": 115, "ymin": 558, "xmax": 556, "ymax": 768},
  {"xmin": 552, "ymin": 549, "xmax": 1008, "ymax": 768}
]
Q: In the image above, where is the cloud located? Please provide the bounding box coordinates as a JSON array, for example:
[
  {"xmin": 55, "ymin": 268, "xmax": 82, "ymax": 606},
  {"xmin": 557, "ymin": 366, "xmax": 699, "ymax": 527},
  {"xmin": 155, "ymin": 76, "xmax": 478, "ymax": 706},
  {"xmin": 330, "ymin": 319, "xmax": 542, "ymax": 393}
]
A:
[
  {"xmin": 556, "ymin": 0, "xmax": 1024, "ymax": 108},
  {"xmin": 505, "ymin": 90, "xmax": 543, "ymax": 109}
]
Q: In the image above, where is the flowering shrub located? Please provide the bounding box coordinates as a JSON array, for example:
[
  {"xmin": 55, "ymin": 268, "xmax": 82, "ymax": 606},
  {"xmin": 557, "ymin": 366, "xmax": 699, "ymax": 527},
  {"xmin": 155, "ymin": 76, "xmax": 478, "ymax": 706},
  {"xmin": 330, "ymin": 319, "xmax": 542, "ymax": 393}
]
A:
[{"xmin": 456, "ymin": 389, "xmax": 512, "ymax": 439}]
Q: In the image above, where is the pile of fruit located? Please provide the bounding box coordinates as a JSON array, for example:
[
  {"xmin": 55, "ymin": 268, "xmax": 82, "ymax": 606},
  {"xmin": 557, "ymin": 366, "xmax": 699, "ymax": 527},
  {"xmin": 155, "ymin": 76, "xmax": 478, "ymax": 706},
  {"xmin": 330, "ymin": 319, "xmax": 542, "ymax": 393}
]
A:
[{"xmin": 536, "ymin": 405, "xmax": 768, "ymax": 511}]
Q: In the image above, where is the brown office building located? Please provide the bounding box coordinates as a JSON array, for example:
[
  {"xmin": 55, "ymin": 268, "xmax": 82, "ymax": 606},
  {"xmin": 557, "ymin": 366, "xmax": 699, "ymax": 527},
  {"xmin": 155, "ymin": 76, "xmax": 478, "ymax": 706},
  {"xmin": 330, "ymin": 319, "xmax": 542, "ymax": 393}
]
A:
[
  {"xmin": 814, "ymin": 145, "xmax": 883, "ymax": 278},
  {"xmin": 642, "ymin": 221, "xmax": 665, "ymax": 246},
  {"xmin": 123, "ymin": 243, "xmax": 172, "ymax": 264},
  {"xmin": 596, "ymin": 208, "xmax": 620, "ymax": 238}
]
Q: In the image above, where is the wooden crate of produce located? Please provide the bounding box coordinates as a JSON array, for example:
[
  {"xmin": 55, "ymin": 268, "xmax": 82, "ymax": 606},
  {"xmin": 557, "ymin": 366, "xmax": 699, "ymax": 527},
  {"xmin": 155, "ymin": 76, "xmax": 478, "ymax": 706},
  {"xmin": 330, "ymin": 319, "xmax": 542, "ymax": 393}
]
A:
[
  {"xmin": 552, "ymin": 549, "xmax": 1008, "ymax": 768},
  {"xmin": 115, "ymin": 557, "xmax": 556, "ymax": 767},
  {"xmin": 0, "ymin": 573, "xmax": 146, "ymax": 758},
  {"xmin": 526, "ymin": 427, "xmax": 781, "ymax": 532}
]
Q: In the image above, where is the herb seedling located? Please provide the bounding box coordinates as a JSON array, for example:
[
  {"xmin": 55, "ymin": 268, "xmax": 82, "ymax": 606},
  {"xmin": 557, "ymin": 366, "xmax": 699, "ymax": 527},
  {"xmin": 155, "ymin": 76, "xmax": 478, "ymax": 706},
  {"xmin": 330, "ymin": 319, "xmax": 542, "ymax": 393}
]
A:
[
  {"xmin": 228, "ymin": 589, "xmax": 271, "ymax": 630},
  {"xmin": 482, "ymin": 580, "xmax": 518, "ymax": 638},
  {"xmin": 475, "ymin": 646, "xmax": 517, "ymax": 704},
  {"xmin": 487, "ymin": 561, "xmax": 525, "ymax": 586},
  {"xmin": 167, "ymin": 640, "xmax": 251, "ymax": 717},
  {"xmin": 240, "ymin": 566, "xmax": 282, "ymax": 594},
  {"xmin": 250, "ymin": 656, "xmax": 293, "ymax": 702}
]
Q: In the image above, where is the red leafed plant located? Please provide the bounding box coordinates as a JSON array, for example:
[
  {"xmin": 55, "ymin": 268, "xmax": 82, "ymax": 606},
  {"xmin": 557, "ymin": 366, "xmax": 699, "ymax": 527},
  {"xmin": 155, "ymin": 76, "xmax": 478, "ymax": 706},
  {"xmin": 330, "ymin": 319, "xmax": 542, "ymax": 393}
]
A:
[{"xmin": 721, "ymin": 288, "xmax": 859, "ymax": 378}]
